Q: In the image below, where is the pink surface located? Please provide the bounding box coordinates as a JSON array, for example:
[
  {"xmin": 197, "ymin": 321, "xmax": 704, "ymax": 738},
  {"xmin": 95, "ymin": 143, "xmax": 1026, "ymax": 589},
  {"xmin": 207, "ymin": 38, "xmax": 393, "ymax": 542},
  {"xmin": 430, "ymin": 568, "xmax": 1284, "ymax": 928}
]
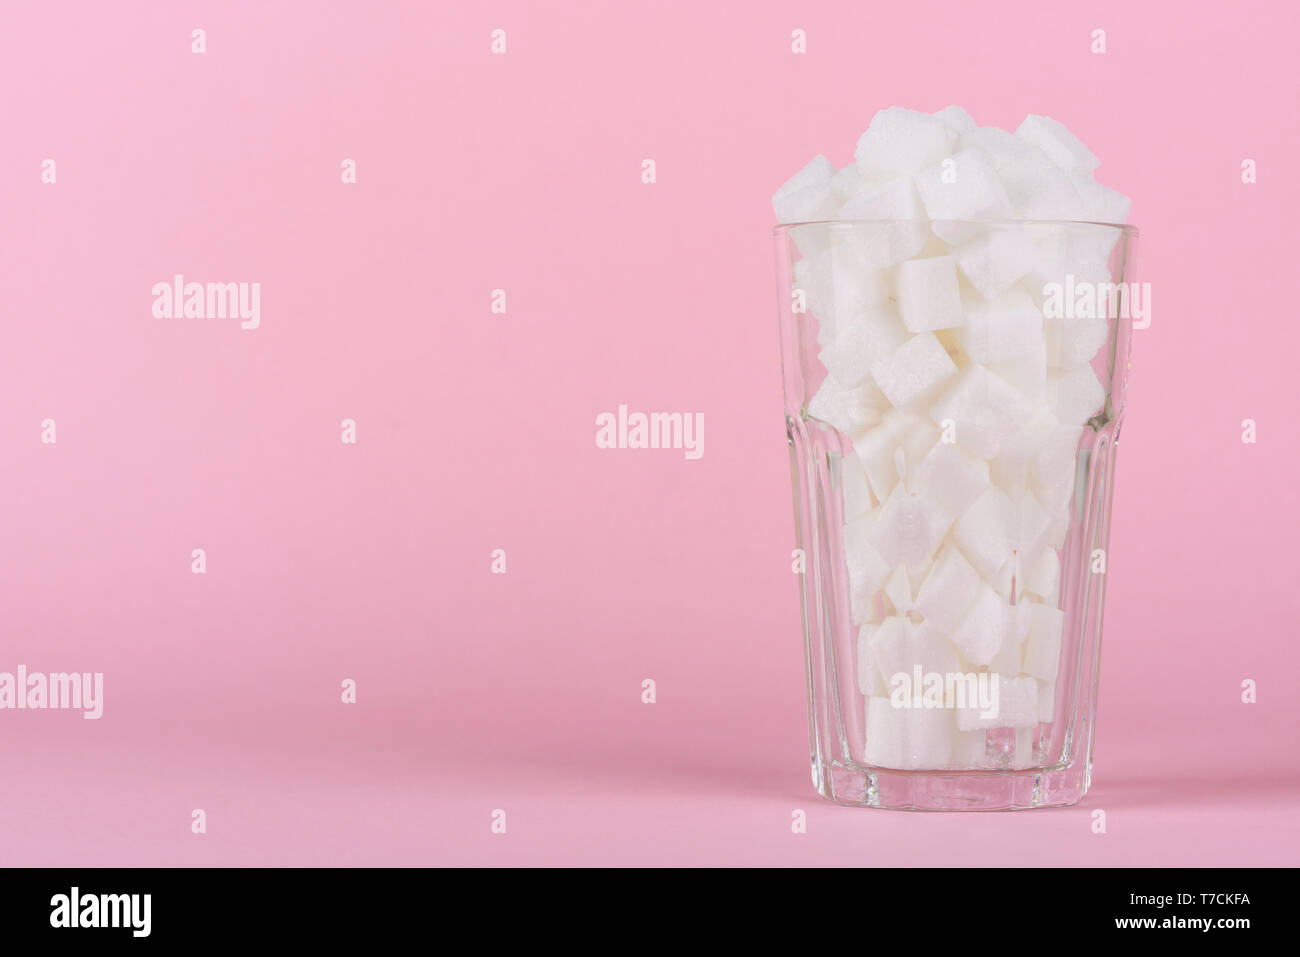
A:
[{"xmin": 1, "ymin": 1, "xmax": 1297, "ymax": 866}]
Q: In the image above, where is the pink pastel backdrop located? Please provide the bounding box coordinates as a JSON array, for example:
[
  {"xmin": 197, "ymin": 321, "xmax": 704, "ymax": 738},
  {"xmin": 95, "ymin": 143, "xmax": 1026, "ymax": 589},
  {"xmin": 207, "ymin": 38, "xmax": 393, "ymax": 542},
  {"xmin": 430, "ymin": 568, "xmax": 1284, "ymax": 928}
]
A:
[{"xmin": 1, "ymin": 0, "xmax": 1297, "ymax": 866}]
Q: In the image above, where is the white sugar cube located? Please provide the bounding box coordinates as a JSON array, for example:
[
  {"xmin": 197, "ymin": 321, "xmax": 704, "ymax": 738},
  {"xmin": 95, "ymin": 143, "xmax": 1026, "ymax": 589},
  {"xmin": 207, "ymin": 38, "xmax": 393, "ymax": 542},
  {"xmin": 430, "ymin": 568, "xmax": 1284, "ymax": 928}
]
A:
[
  {"xmin": 840, "ymin": 450, "xmax": 876, "ymax": 521},
  {"xmin": 1022, "ymin": 547, "xmax": 1061, "ymax": 604},
  {"xmin": 957, "ymin": 675, "xmax": 1038, "ymax": 730},
  {"xmin": 958, "ymin": 286, "xmax": 1044, "ymax": 364},
  {"xmin": 914, "ymin": 147, "xmax": 1012, "ymax": 244},
  {"xmin": 915, "ymin": 542, "xmax": 981, "ymax": 633},
  {"xmin": 871, "ymin": 332, "xmax": 959, "ymax": 409},
  {"xmin": 902, "ymin": 707, "xmax": 956, "ymax": 770},
  {"xmin": 845, "ymin": 508, "xmax": 891, "ymax": 613},
  {"xmin": 959, "ymin": 126, "xmax": 1031, "ymax": 170},
  {"xmin": 929, "ymin": 364, "xmax": 1037, "ymax": 459},
  {"xmin": 773, "ymin": 156, "xmax": 839, "ymax": 229},
  {"xmin": 864, "ymin": 617, "xmax": 959, "ymax": 691},
  {"xmin": 953, "ymin": 729, "xmax": 993, "ymax": 768},
  {"xmin": 820, "ymin": 305, "xmax": 910, "ymax": 388},
  {"xmin": 857, "ymin": 622, "xmax": 891, "ymax": 696},
  {"xmin": 1072, "ymin": 174, "xmax": 1131, "ymax": 224},
  {"xmin": 830, "ymin": 162, "xmax": 872, "ymax": 203},
  {"xmin": 987, "ymin": 596, "xmax": 1030, "ymax": 675},
  {"xmin": 838, "ymin": 178, "xmax": 930, "ymax": 263},
  {"xmin": 953, "ymin": 229, "xmax": 1042, "ymax": 300},
  {"xmin": 867, "ymin": 485, "xmax": 951, "ymax": 570},
  {"xmin": 989, "ymin": 450, "xmax": 1029, "ymax": 501},
  {"xmin": 792, "ymin": 253, "xmax": 836, "ymax": 335},
  {"xmin": 853, "ymin": 422, "xmax": 905, "ymax": 504},
  {"xmin": 797, "ymin": 243, "xmax": 894, "ymax": 340},
  {"xmin": 989, "ymin": 409, "xmax": 1057, "ymax": 499},
  {"xmin": 1044, "ymin": 511, "xmax": 1069, "ymax": 550},
  {"xmin": 1045, "ymin": 315, "xmax": 1109, "ymax": 368},
  {"xmin": 852, "ymin": 581, "xmax": 885, "ymax": 627},
  {"xmin": 989, "ymin": 554, "xmax": 1015, "ymax": 603},
  {"xmin": 1029, "ymin": 470, "xmax": 1071, "ymax": 514},
  {"xmin": 989, "ymin": 329, "xmax": 1048, "ymax": 402},
  {"xmin": 954, "ymin": 485, "xmax": 1018, "ymax": 579},
  {"xmin": 950, "ymin": 582, "xmax": 1010, "ymax": 665},
  {"xmin": 1015, "ymin": 114, "xmax": 1099, "ymax": 174},
  {"xmin": 852, "ymin": 408, "xmax": 939, "ymax": 503},
  {"xmin": 1030, "ymin": 421, "xmax": 1082, "ymax": 492},
  {"xmin": 1048, "ymin": 364, "xmax": 1106, "ymax": 425},
  {"xmin": 934, "ymin": 104, "xmax": 977, "ymax": 133},
  {"xmin": 805, "ymin": 375, "xmax": 883, "ymax": 438},
  {"xmin": 864, "ymin": 695, "xmax": 907, "ymax": 767},
  {"xmin": 884, "ymin": 563, "xmax": 919, "ymax": 616},
  {"xmin": 1022, "ymin": 603, "xmax": 1064, "ymax": 681},
  {"xmin": 1016, "ymin": 489, "xmax": 1053, "ymax": 554},
  {"xmin": 1036, "ymin": 677, "xmax": 1056, "ymax": 722},
  {"xmin": 855, "ymin": 107, "xmax": 959, "ymax": 177},
  {"xmin": 999, "ymin": 146, "xmax": 1086, "ymax": 220},
  {"xmin": 774, "ymin": 154, "xmax": 837, "ymax": 201},
  {"xmin": 1067, "ymin": 227, "xmax": 1122, "ymax": 273},
  {"xmin": 896, "ymin": 255, "xmax": 964, "ymax": 333},
  {"xmin": 1013, "ymin": 727, "xmax": 1035, "ymax": 769},
  {"xmin": 865, "ymin": 697, "xmax": 956, "ymax": 770},
  {"xmin": 910, "ymin": 440, "xmax": 989, "ymax": 517},
  {"xmin": 890, "ymin": 408, "xmax": 942, "ymax": 477},
  {"xmin": 774, "ymin": 182, "xmax": 839, "ymax": 226}
]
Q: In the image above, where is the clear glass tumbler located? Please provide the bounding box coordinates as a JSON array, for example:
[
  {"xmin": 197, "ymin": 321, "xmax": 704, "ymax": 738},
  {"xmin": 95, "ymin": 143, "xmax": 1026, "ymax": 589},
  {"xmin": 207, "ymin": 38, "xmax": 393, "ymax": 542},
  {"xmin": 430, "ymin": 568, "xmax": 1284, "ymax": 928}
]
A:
[{"xmin": 775, "ymin": 220, "xmax": 1139, "ymax": 809}]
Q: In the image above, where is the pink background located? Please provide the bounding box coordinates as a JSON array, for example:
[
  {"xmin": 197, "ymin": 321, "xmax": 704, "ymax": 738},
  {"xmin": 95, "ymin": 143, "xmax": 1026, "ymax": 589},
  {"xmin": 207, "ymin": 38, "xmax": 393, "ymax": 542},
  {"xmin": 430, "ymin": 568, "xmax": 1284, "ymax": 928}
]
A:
[{"xmin": 2, "ymin": 0, "xmax": 1297, "ymax": 866}]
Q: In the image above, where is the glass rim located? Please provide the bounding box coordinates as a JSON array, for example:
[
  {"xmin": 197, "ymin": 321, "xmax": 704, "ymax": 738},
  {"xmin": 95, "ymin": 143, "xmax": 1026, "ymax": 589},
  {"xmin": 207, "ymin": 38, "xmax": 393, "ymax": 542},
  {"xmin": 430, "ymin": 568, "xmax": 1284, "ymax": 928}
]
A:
[{"xmin": 773, "ymin": 218, "xmax": 1139, "ymax": 238}]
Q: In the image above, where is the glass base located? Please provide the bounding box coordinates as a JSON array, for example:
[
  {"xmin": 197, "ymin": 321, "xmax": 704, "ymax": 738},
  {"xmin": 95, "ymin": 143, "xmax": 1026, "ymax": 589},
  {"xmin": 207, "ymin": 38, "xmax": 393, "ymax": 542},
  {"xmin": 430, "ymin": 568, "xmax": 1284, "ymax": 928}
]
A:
[{"xmin": 817, "ymin": 759, "xmax": 1092, "ymax": 811}]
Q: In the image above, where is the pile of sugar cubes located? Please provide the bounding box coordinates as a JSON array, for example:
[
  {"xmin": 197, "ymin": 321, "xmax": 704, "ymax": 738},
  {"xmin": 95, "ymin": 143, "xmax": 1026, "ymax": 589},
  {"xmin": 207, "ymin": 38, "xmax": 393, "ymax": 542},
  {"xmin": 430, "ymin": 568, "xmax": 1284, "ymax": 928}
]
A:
[{"xmin": 773, "ymin": 107, "xmax": 1130, "ymax": 771}]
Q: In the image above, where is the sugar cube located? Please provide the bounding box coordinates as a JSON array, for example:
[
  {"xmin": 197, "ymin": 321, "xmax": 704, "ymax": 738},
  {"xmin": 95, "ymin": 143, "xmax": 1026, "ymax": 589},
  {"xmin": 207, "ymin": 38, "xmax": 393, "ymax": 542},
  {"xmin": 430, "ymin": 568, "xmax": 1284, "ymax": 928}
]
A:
[
  {"xmin": 1048, "ymin": 364, "xmax": 1106, "ymax": 426},
  {"xmin": 914, "ymin": 147, "xmax": 1012, "ymax": 244},
  {"xmin": 1013, "ymin": 726, "xmax": 1035, "ymax": 769},
  {"xmin": 838, "ymin": 178, "xmax": 931, "ymax": 263},
  {"xmin": 953, "ymin": 729, "xmax": 994, "ymax": 768},
  {"xmin": 999, "ymin": 146, "xmax": 1086, "ymax": 220},
  {"xmin": 1022, "ymin": 547, "xmax": 1061, "ymax": 604},
  {"xmin": 957, "ymin": 675, "xmax": 1039, "ymax": 730},
  {"xmin": 845, "ymin": 508, "xmax": 891, "ymax": 608},
  {"xmin": 1015, "ymin": 115, "xmax": 1099, "ymax": 174},
  {"xmin": 855, "ymin": 107, "xmax": 958, "ymax": 177},
  {"xmin": 910, "ymin": 440, "xmax": 990, "ymax": 517},
  {"xmin": 871, "ymin": 332, "xmax": 960, "ymax": 409},
  {"xmin": 953, "ymin": 485, "xmax": 1018, "ymax": 579},
  {"xmin": 949, "ymin": 582, "xmax": 1010, "ymax": 665},
  {"xmin": 953, "ymin": 229, "xmax": 1043, "ymax": 300},
  {"xmin": 864, "ymin": 696, "xmax": 907, "ymax": 767},
  {"xmin": 857, "ymin": 622, "xmax": 890, "ymax": 696},
  {"xmin": 915, "ymin": 543, "xmax": 981, "ymax": 633},
  {"xmin": 806, "ymin": 375, "xmax": 884, "ymax": 438},
  {"xmin": 896, "ymin": 256, "xmax": 964, "ymax": 333},
  {"xmin": 929, "ymin": 363, "xmax": 1037, "ymax": 459},
  {"xmin": 868, "ymin": 484, "xmax": 951, "ymax": 569},
  {"xmin": 934, "ymin": 105, "xmax": 977, "ymax": 133},
  {"xmin": 1036, "ymin": 677, "xmax": 1056, "ymax": 723},
  {"xmin": 958, "ymin": 286, "xmax": 1044, "ymax": 364},
  {"xmin": 1022, "ymin": 603, "xmax": 1065, "ymax": 681},
  {"xmin": 1072, "ymin": 174, "xmax": 1131, "ymax": 224},
  {"xmin": 820, "ymin": 305, "xmax": 910, "ymax": 388},
  {"xmin": 959, "ymin": 126, "xmax": 1030, "ymax": 170}
]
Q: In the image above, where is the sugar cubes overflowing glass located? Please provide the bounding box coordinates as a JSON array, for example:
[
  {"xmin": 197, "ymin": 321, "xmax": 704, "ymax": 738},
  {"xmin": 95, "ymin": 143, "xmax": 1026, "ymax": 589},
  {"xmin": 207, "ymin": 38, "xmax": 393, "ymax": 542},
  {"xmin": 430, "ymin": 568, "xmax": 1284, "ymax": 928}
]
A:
[{"xmin": 774, "ymin": 106, "xmax": 1131, "ymax": 773}]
